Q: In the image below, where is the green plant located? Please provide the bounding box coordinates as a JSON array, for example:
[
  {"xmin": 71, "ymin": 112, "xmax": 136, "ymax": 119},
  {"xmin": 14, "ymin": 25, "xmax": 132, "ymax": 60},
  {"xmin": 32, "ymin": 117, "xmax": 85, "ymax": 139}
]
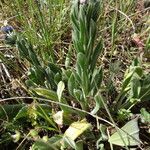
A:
[
  {"xmin": 14, "ymin": 0, "xmax": 104, "ymax": 114},
  {"xmin": 140, "ymin": 108, "xmax": 150, "ymax": 125},
  {"xmin": 112, "ymin": 59, "xmax": 150, "ymax": 119},
  {"xmin": 0, "ymin": 102, "xmax": 58, "ymax": 148},
  {"xmin": 16, "ymin": 34, "xmax": 62, "ymax": 90},
  {"xmin": 68, "ymin": 0, "xmax": 103, "ymax": 110},
  {"xmin": 1, "ymin": 0, "xmax": 150, "ymax": 149}
]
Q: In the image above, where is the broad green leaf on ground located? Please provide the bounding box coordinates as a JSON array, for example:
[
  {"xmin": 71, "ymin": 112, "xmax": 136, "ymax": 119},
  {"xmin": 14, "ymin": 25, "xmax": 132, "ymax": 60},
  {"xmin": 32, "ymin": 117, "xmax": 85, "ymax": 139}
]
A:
[
  {"xmin": 57, "ymin": 81, "xmax": 65, "ymax": 101},
  {"xmin": 108, "ymin": 118, "xmax": 140, "ymax": 146},
  {"xmin": 64, "ymin": 119, "xmax": 91, "ymax": 140}
]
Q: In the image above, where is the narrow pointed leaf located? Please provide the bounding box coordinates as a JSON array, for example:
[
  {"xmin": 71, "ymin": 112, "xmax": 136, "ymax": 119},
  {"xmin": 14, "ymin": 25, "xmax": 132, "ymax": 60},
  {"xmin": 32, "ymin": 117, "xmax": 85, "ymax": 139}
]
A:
[
  {"xmin": 91, "ymin": 93, "xmax": 103, "ymax": 115},
  {"xmin": 57, "ymin": 81, "xmax": 65, "ymax": 101}
]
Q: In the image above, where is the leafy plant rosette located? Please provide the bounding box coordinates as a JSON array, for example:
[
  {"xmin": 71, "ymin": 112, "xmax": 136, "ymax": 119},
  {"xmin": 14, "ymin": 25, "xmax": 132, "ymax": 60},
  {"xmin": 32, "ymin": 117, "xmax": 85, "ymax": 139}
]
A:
[{"xmin": 67, "ymin": 0, "xmax": 103, "ymax": 112}]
